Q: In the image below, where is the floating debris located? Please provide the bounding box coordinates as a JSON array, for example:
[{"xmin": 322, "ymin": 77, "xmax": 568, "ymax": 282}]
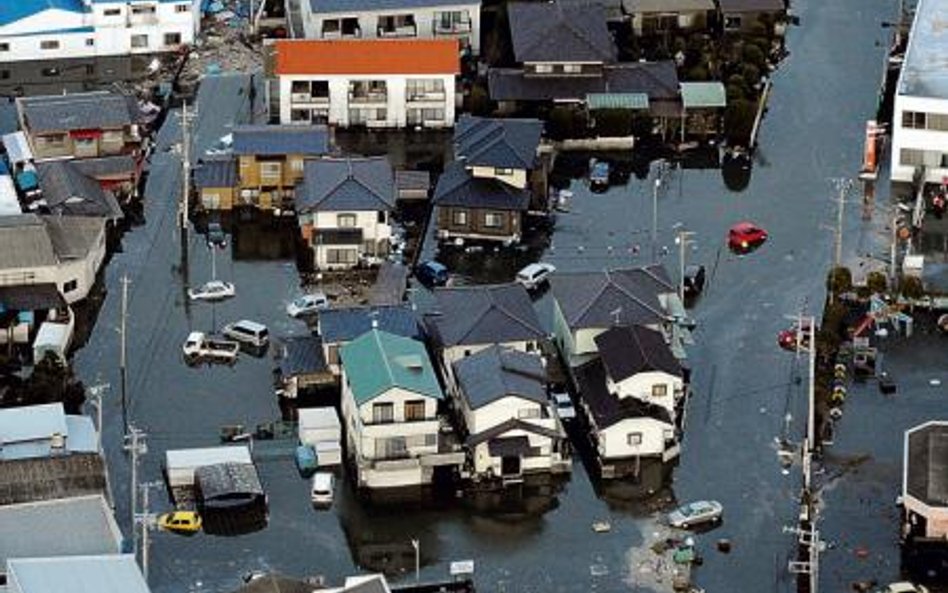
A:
[{"xmin": 592, "ymin": 521, "xmax": 612, "ymax": 533}]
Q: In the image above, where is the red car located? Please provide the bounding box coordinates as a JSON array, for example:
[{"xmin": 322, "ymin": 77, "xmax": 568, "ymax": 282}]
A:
[
  {"xmin": 777, "ymin": 323, "xmax": 815, "ymax": 351},
  {"xmin": 728, "ymin": 222, "xmax": 768, "ymax": 253}
]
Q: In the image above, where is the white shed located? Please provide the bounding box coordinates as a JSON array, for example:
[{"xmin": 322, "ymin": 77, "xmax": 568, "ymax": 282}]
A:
[
  {"xmin": 298, "ymin": 407, "xmax": 341, "ymax": 447},
  {"xmin": 165, "ymin": 445, "xmax": 253, "ymax": 488}
]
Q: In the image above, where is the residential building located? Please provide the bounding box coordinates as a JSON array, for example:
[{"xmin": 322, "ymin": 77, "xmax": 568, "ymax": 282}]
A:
[
  {"xmin": 594, "ymin": 325, "xmax": 685, "ymax": 422},
  {"xmin": 294, "ymin": 156, "xmax": 395, "ymax": 269},
  {"xmin": 339, "ymin": 330, "xmax": 464, "ymax": 490},
  {"xmin": 271, "ymin": 39, "xmax": 459, "ymax": 129},
  {"xmin": 575, "ymin": 359, "xmax": 678, "ymax": 478},
  {"xmin": 453, "ymin": 345, "xmax": 569, "ymax": 483},
  {"xmin": 34, "ymin": 160, "xmax": 124, "ymax": 220},
  {"xmin": 890, "ymin": 0, "xmax": 948, "ymax": 185},
  {"xmin": 717, "ymin": 0, "xmax": 786, "ymax": 34},
  {"xmin": 0, "ymin": 495, "xmax": 123, "ymax": 573},
  {"xmin": 434, "ymin": 116, "xmax": 545, "ymax": 244},
  {"xmin": 316, "ymin": 304, "xmax": 421, "ymax": 375},
  {"xmin": 549, "ymin": 265, "xmax": 685, "ymax": 369},
  {"xmin": 621, "ymin": 0, "xmax": 714, "ymax": 36},
  {"xmin": 0, "ymin": 403, "xmax": 98, "ymax": 461},
  {"xmin": 194, "ymin": 156, "xmax": 238, "ymax": 211},
  {"xmin": 901, "ymin": 421, "xmax": 948, "ymax": 542},
  {"xmin": 5, "ymin": 555, "xmax": 149, "ymax": 593},
  {"xmin": 275, "ymin": 335, "xmax": 335, "ymax": 399},
  {"xmin": 230, "ymin": 125, "xmax": 331, "ymax": 211},
  {"xmin": 423, "ymin": 283, "xmax": 547, "ymax": 391},
  {"xmin": 0, "ymin": 0, "xmax": 201, "ymax": 63},
  {"xmin": 0, "ymin": 214, "xmax": 107, "ymax": 304},
  {"xmin": 301, "ymin": 0, "xmax": 481, "ymax": 54},
  {"xmin": 679, "ymin": 81, "xmax": 728, "ymax": 138}
]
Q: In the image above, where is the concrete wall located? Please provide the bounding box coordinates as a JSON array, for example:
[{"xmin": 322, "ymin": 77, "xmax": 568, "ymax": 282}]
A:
[
  {"xmin": 298, "ymin": 209, "xmax": 392, "ymax": 269},
  {"xmin": 890, "ymin": 93, "xmax": 948, "ymax": 184}
]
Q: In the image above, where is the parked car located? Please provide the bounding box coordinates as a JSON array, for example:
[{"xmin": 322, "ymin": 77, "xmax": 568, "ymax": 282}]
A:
[
  {"xmin": 727, "ymin": 222, "xmax": 768, "ymax": 253},
  {"xmin": 516, "ymin": 262, "xmax": 556, "ymax": 290},
  {"xmin": 550, "ymin": 391, "xmax": 576, "ymax": 422},
  {"xmin": 777, "ymin": 321, "xmax": 816, "ymax": 352},
  {"xmin": 683, "ymin": 264, "xmax": 706, "ymax": 297},
  {"xmin": 311, "ymin": 472, "xmax": 334, "ymax": 508},
  {"xmin": 157, "ymin": 511, "xmax": 202, "ymax": 534},
  {"xmin": 207, "ymin": 222, "xmax": 226, "ymax": 249},
  {"xmin": 415, "ymin": 260, "xmax": 448, "ymax": 287},
  {"xmin": 188, "ymin": 280, "xmax": 236, "ymax": 302},
  {"xmin": 667, "ymin": 500, "xmax": 723, "ymax": 529},
  {"xmin": 296, "ymin": 444, "xmax": 317, "ymax": 478},
  {"xmin": 881, "ymin": 584, "xmax": 929, "ymax": 593},
  {"xmin": 222, "ymin": 320, "xmax": 269, "ymax": 348},
  {"xmin": 286, "ymin": 292, "xmax": 330, "ymax": 318}
]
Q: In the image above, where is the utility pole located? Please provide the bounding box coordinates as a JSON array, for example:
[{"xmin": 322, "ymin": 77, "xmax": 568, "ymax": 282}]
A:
[
  {"xmin": 119, "ymin": 275, "xmax": 130, "ymax": 430},
  {"xmin": 124, "ymin": 426, "xmax": 147, "ymax": 554},
  {"xmin": 136, "ymin": 482, "xmax": 160, "ymax": 582},
  {"xmin": 87, "ymin": 383, "xmax": 115, "ymax": 509},
  {"xmin": 180, "ymin": 101, "xmax": 192, "ymax": 235},
  {"xmin": 833, "ymin": 179, "xmax": 851, "ymax": 271},
  {"xmin": 411, "ymin": 538, "xmax": 420, "ymax": 582},
  {"xmin": 652, "ymin": 176, "xmax": 661, "ymax": 262},
  {"xmin": 676, "ymin": 229, "xmax": 696, "ymax": 303}
]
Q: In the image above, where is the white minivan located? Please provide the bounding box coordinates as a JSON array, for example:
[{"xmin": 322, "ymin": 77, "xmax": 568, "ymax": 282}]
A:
[
  {"xmin": 516, "ymin": 262, "xmax": 556, "ymax": 290},
  {"xmin": 222, "ymin": 320, "xmax": 269, "ymax": 348},
  {"xmin": 311, "ymin": 472, "xmax": 334, "ymax": 508}
]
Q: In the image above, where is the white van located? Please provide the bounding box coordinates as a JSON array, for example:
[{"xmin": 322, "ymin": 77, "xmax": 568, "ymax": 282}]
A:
[
  {"xmin": 222, "ymin": 320, "xmax": 269, "ymax": 347},
  {"xmin": 311, "ymin": 472, "xmax": 334, "ymax": 508}
]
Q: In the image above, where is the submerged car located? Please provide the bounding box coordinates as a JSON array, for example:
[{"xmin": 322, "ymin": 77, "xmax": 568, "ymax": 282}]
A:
[
  {"xmin": 188, "ymin": 280, "xmax": 236, "ymax": 302},
  {"xmin": 311, "ymin": 472, "xmax": 335, "ymax": 508},
  {"xmin": 415, "ymin": 260, "xmax": 449, "ymax": 287},
  {"xmin": 881, "ymin": 584, "xmax": 929, "ymax": 593},
  {"xmin": 728, "ymin": 222, "xmax": 768, "ymax": 253},
  {"xmin": 683, "ymin": 264, "xmax": 706, "ymax": 298},
  {"xmin": 516, "ymin": 262, "xmax": 556, "ymax": 291},
  {"xmin": 157, "ymin": 511, "xmax": 202, "ymax": 534},
  {"xmin": 777, "ymin": 321, "xmax": 816, "ymax": 351},
  {"xmin": 667, "ymin": 500, "xmax": 723, "ymax": 529},
  {"xmin": 589, "ymin": 159, "xmax": 610, "ymax": 189},
  {"xmin": 286, "ymin": 292, "xmax": 330, "ymax": 318}
]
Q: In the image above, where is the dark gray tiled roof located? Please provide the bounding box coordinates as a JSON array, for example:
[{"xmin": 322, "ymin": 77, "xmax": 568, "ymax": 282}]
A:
[
  {"xmin": 425, "ymin": 283, "xmax": 545, "ymax": 347},
  {"xmin": 575, "ymin": 359, "xmax": 673, "ymax": 429},
  {"xmin": 36, "ymin": 161, "xmax": 123, "ymax": 219},
  {"xmin": 278, "ymin": 335, "xmax": 328, "ymax": 377},
  {"xmin": 606, "ymin": 61, "xmax": 680, "ymax": 101},
  {"xmin": 718, "ymin": 0, "xmax": 785, "ymax": 12},
  {"xmin": 594, "ymin": 325, "xmax": 681, "ymax": 382},
  {"xmin": 550, "ymin": 265, "xmax": 674, "ymax": 329},
  {"xmin": 232, "ymin": 125, "xmax": 329, "ymax": 156},
  {"xmin": 296, "ymin": 157, "xmax": 395, "ymax": 213},
  {"xmin": 194, "ymin": 156, "xmax": 238, "ymax": 189},
  {"xmin": 454, "ymin": 345, "xmax": 548, "ymax": 409},
  {"xmin": 507, "ymin": 1, "xmax": 616, "ymax": 64},
  {"xmin": 19, "ymin": 92, "xmax": 135, "ymax": 134},
  {"xmin": 71, "ymin": 155, "xmax": 137, "ymax": 179},
  {"xmin": 466, "ymin": 418, "xmax": 563, "ymax": 447},
  {"xmin": 432, "ymin": 161, "xmax": 530, "ymax": 211},
  {"xmin": 318, "ymin": 304, "xmax": 420, "ymax": 344},
  {"xmin": 622, "ymin": 0, "xmax": 714, "ymax": 12},
  {"xmin": 0, "ymin": 283, "xmax": 65, "ymax": 311},
  {"xmin": 489, "ymin": 61, "xmax": 679, "ymax": 103},
  {"xmin": 309, "ymin": 0, "xmax": 470, "ymax": 13},
  {"xmin": 455, "ymin": 115, "xmax": 543, "ymax": 170},
  {"xmin": 41, "ymin": 215, "xmax": 106, "ymax": 260},
  {"xmin": 228, "ymin": 574, "xmax": 316, "ymax": 593},
  {"xmin": 905, "ymin": 422, "xmax": 948, "ymax": 508}
]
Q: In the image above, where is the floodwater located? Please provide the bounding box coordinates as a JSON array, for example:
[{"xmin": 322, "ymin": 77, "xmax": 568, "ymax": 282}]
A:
[{"xmin": 56, "ymin": 1, "xmax": 948, "ymax": 592}]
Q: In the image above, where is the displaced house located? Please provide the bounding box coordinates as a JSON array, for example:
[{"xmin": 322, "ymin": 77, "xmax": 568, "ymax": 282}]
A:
[
  {"xmin": 0, "ymin": 403, "xmax": 97, "ymax": 461},
  {"xmin": 317, "ymin": 303, "xmax": 420, "ymax": 376},
  {"xmin": 575, "ymin": 359, "xmax": 678, "ymax": 478},
  {"xmin": 270, "ymin": 38, "xmax": 459, "ymax": 128},
  {"xmin": 294, "ymin": 156, "xmax": 395, "ymax": 269},
  {"xmin": 228, "ymin": 573, "xmax": 322, "ymax": 593},
  {"xmin": 231, "ymin": 125, "xmax": 331, "ymax": 212},
  {"xmin": 433, "ymin": 116, "xmax": 545, "ymax": 244},
  {"xmin": 549, "ymin": 265, "xmax": 684, "ymax": 369},
  {"xmin": 594, "ymin": 325, "xmax": 685, "ymax": 423},
  {"xmin": 424, "ymin": 283, "xmax": 547, "ymax": 391},
  {"xmin": 339, "ymin": 330, "xmax": 464, "ymax": 490},
  {"xmin": 0, "ymin": 0, "xmax": 199, "ymax": 63},
  {"xmin": 717, "ymin": 0, "xmax": 786, "ymax": 34},
  {"xmin": 194, "ymin": 155, "xmax": 239, "ymax": 211},
  {"xmin": 195, "ymin": 462, "xmax": 266, "ymax": 511},
  {"xmin": 71, "ymin": 155, "xmax": 139, "ymax": 199},
  {"xmin": 0, "ymin": 495, "xmax": 123, "ymax": 574},
  {"xmin": 0, "ymin": 214, "xmax": 107, "ymax": 304},
  {"xmin": 453, "ymin": 345, "xmax": 570, "ymax": 483},
  {"xmin": 4, "ymin": 555, "xmax": 149, "ymax": 593},
  {"xmin": 901, "ymin": 421, "xmax": 948, "ymax": 542},
  {"xmin": 275, "ymin": 335, "xmax": 334, "ymax": 399},
  {"xmin": 165, "ymin": 445, "xmax": 254, "ymax": 489},
  {"xmin": 34, "ymin": 160, "xmax": 123, "ymax": 221},
  {"xmin": 621, "ymin": 0, "xmax": 715, "ymax": 36},
  {"xmin": 301, "ymin": 0, "xmax": 482, "ymax": 54}
]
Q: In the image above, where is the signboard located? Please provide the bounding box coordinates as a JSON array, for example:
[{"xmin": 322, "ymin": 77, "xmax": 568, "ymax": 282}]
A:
[{"xmin": 449, "ymin": 560, "xmax": 474, "ymax": 576}]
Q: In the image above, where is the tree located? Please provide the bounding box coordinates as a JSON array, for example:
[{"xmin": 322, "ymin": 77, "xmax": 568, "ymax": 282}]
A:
[
  {"xmin": 826, "ymin": 266, "xmax": 852, "ymax": 295},
  {"xmin": 723, "ymin": 99, "xmax": 756, "ymax": 145},
  {"xmin": 866, "ymin": 271, "xmax": 888, "ymax": 295},
  {"xmin": 547, "ymin": 107, "xmax": 588, "ymax": 140},
  {"xmin": 900, "ymin": 276, "xmax": 924, "ymax": 300},
  {"xmin": 467, "ymin": 84, "xmax": 491, "ymax": 117}
]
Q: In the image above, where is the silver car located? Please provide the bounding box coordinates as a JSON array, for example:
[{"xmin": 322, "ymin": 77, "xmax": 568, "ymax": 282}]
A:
[{"xmin": 667, "ymin": 500, "xmax": 723, "ymax": 529}]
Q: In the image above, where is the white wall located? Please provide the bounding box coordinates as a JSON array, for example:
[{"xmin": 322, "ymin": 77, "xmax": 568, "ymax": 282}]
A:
[
  {"xmin": 471, "ymin": 430, "xmax": 556, "ymax": 475},
  {"xmin": 0, "ymin": 226, "xmax": 104, "ymax": 305},
  {"xmin": 462, "ymin": 395, "xmax": 554, "ymax": 436},
  {"xmin": 890, "ymin": 93, "xmax": 948, "ymax": 184},
  {"xmin": 611, "ymin": 370, "xmax": 682, "ymax": 416},
  {"xmin": 469, "ymin": 165, "xmax": 527, "ymax": 189},
  {"xmin": 598, "ymin": 417, "xmax": 674, "ymax": 460}
]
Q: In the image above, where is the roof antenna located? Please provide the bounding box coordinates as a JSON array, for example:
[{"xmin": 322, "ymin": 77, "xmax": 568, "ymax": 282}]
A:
[{"xmin": 611, "ymin": 307, "xmax": 622, "ymax": 326}]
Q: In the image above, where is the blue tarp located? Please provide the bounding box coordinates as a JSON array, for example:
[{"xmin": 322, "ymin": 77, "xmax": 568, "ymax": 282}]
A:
[{"xmin": 16, "ymin": 170, "xmax": 37, "ymax": 191}]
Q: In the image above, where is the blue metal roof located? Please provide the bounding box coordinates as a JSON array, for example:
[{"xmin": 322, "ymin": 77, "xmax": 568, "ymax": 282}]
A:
[
  {"xmin": 318, "ymin": 304, "xmax": 420, "ymax": 344},
  {"xmin": 0, "ymin": 0, "xmax": 86, "ymax": 27}
]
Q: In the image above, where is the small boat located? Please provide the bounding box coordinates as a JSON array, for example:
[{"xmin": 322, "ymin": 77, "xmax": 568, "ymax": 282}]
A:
[{"xmin": 295, "ymin": 444, "xmax": 318, "ymax": 477}]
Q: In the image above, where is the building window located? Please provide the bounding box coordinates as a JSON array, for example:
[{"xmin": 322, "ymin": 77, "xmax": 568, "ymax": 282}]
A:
[
  {"xmin": 175, "ymin": 3, "xmax": 191, "ymax": 12},
  {"xmin": 404, "ymin": 400, "xmax": 426, "ymax": 421},
  {"xmin": 900, "ymin": 148, "xmax": 948, "ymax": 168},
  {"xmin": 260, "ymin": 161, "xmax": 281, "ymax": 177},
  {"xmin": 517, "ymin": 407, "xmax": 540, "ymax": 419},
  {"xmin": 377, "ymin": 436, "xmax": 407, "ymax": 458},
  {"xmin": 663, "ymin": 429, "xmax": 675, "ymax": 441},
  {"xmin": 164, "ymin": 32, "xmax": 182, "ymax": 46},
  {"xmin": 0, "ymin": 70, "xmax": 9, "ymax": 80},
  {"xmin": 40, "ymin": 40, "xmax": 60, "ymax": 50},
  {"xmin": 63, "ymin": 279, "xmax": 78, "ymax": 293},
  {"xmin": 0, "ymin": 43, "xmax": 10, "ymax": 52},
  {"xmin": 337, "ymin": 213, "xmax": 357, "ymax": 228},
  {"xmin": 131, "ymin": 35, "xmax": 149, "ymax": 49},
  {"xmin": 452, "ymin": 210, "xmax": 468, "ymax": 226},
  {"xmin": 290, "ymin": 159, "xmax": 304, "ymax": 172},
  {"xmin": 85, "ymin": 38, "xmax": 95, "ymax": 46},
  {"xmin": 494, "ymin": 168, "xmax": 514, "ymax": 176},
  {"xmin": 372, "ymin": 402, "xmax": 394, "ymax": 423},
  {"xmin": 131, "ymin": 5, "xmax": 157, "ymax": 14},
  {"xmin": 901, "ymin": 110, "xmax": 926, "ymax": 130},
  {"xmin": 104, "ymin": 7, "xmax": 121, "ymax": 15},
  {"xmin": 484, "ymin": 212, "xmax": 503, "ymax": 228},
  {"xmin": 724, "ymin": 15, "xmax": 741, "ymax": 29},
  {"xmin": 534, "ymin": 64, "xmax": 554, "ymax": 74},
  {"xmin": 627, "ymin": 432, "xmax": 643, "ymax": 446},
  {"xmin": 43, "ymin": 134, "xmax": 67, "ymax": 147},
  {"xmin": 377, "ymin": 211, "xmax": 387, "ymax": 223},
  {"xmin": 562, "ymin": 64, "xmax": 582, "ymax": 74},
  {"xmin": 652, "ymin": 384, "xmax": 668, "ymax": 397},
  {"xmin": 290, "ymin": 109, "xmax": 311, "ymax": 122},
  {"xmin": 327, "ymin": 248, "xmax": 358, "ymax": 265},
  {"xmin": 327, "ymin": 345, "xmax": 339, "ymax": 364}
]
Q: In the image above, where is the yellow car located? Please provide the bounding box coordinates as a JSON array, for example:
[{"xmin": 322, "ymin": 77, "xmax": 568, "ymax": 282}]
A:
[{"xmin": 157, "ymin": 511, "xmax": 202, "ymax": 534}]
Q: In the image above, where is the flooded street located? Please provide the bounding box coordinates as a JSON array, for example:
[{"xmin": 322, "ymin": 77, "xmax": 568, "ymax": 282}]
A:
[{"xmin": 58, "ymin": 1, "xmax": 942, "ymax": 592}]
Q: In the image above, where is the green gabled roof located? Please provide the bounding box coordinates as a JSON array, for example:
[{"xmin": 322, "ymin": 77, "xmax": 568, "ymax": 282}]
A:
[
  {"xmin": 340, "ymin": 330, "xmax": 443, "ymax": 404},
  {"xmin": 680, "ymin": 82, "xmax": 727, "ymax": 108},
  {"xmin": 586, "ymin": 92, "xmax": 650, "ymax": 110}
]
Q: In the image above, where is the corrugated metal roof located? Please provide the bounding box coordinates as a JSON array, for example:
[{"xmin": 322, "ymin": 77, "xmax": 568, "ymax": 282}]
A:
[
  {"xmin": 298, "ymin": 407, "xmax": 340, "ymax": 431},
  {"xmin": 898, "ymin": 0, "xmax": 948, "ymax": 98},
  {"xmin": 680, "ymin": 82, "xmax": 727, "ymax": 108},
  {"xmin": 7, "ymin": 555, "xmax": 149, "ymax": 593},
  {"xmin": 0, "ymin": 0, "xmax": 85, "ymax": 27},
  {"xmin": 340, "ymin": 330, "xmax": 442, "ymax": 404},
  {"xmin": 0, "ymin": 214, "xmax": 58, "ymax": 269},
  {"xmin": 64, "ymin": 416, "xmax": 98, "ymax": 454},
  {"xmin": 165, "ymin": 445, "xmax": 252, "ymax": 470},
  {"xmin": 232, "ymin": 125, "xmax": 329, "ymax": 156},
  {"xmin": 586, "ymin": 92, "xmax": 650, "ymax": 110},
  {"xmin": 0, "ymin": 403, "xmax": 67, "ymax": 447}
]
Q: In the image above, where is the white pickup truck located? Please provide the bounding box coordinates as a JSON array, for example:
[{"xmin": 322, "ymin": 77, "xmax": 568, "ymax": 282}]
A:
[{"xmin": 182, "ymin": 332, "xmax": 239, "ymax": 363}]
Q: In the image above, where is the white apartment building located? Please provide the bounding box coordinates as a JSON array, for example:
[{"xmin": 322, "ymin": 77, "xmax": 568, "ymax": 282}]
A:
[
  {"xmin": 890, "ymin": 0, "xmax": 948, "ymax": 185},
  {"xmin": 0, "ymin": 0, "xmax": 201, "ymax": 63},
  {"xmin": 301, "ymin": 0, "xmax": 481, "ymax": 54},
  {"xmin": 272, "ymin": 39, "xmax": 459, "ymax": 129}
]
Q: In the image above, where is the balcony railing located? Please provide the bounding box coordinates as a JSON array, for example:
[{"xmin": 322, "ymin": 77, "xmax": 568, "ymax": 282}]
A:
[
  {"xmin": 290, "ymin": 93, "xmax": 329, "ymax": 104},
  {"xmin": 349, "ymin": 92, "xmax": 388, "ymax": 104},
  {"xmin": 433, "ymin": 18, "xmax": 471, "ymax": 34},
  {"xmin": 322, "ymin": 28, "xmax": 361, "ymax": 39},
  {"xmin": 378, "ymin": 24, "xmax": 417, "ymax": 37},
  {"xmin": 406, "ymin": 90, "xmax": 446, "ymax": 103}
]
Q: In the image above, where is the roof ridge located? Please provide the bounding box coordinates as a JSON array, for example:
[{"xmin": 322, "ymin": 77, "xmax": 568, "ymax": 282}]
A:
[
  {"xmin": 488, "ymin": 285, "xmax": 542, "ymax": 336},
  {"xmin": 374, "ymin": 330, "xmax": 397, "ymax": 393},
  {"xmin": 606, "ymin": 271, "xmax": 667, "ymax": 318}
]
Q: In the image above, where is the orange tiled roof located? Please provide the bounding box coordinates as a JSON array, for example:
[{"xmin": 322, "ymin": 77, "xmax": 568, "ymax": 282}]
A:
[{"xmin": 274, "ymin": 39, "xmax": 460, "ymax": 76}]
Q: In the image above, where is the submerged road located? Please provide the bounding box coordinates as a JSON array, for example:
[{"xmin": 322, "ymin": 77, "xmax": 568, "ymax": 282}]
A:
[{"xmin": 70, "ymin": 1, "xmax": 905, "ymax": 592}]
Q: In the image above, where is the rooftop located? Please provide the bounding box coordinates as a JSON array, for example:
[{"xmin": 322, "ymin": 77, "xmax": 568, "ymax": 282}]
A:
[
  {"xmin": 165, "ymin": 445, "xmax": 253, "ymax": 470},
  {"xmin": 0, "ymin": 402, "xmax": 67, "ymax": 447},
  {"xmin": 193, "ymin": 156, "xmax": 238, "ymax": 189},
  {"xmin": 318, "ymin": 304, "xmax": 420, "ymax": 344},
  {"xmin": 0, "ymin": 283, "xmax": 66, "ymax": 311},
  {"xmin": 424, "ymin": 283, "xmax": 546, "ymax": 347},
  {"xmin": 575, "ymin": 359, "xmax": 674, "ymax": 429},
  {"xmin": 550, "ymin": 265, "xmax": 674, "ymax": 329},
  {"xmin": 489, "ymin": 61, "xmax": 679, "ymax": 103},
  {"xmin": 0, "ymin": 0, "xmax": 86, "ymax": 28},
  {"xmin": 680, "ymin": 81, "xmax": 728, "ymax": 108},
  {"xmin": 717, "ymin": 0, "xmax": 785, "ymax": 12},
  {"xmin": 904, "ymin": 420, "xmax": 948, "ymax": 508},
  {"xmin": 7, "ymin": 555, "xmax": 149, "ymax": 593},
  {"xmin": 232, "ymin": 125, "xmax": 330, "ymax": 156},
  {"xmin": 339, "ymin": 330, "xmax": 442, "ymax": 404},
  {"xmin": 897, "ymin": 0, "xmax": 948, "ymax": 98},
  {"xmin": 36, "ymin": 160, "xmax": 124, "ymax": 219},
  {"xmin": 278, "ymin": 335, "xmax": 329, "ymax": 377},
  {"xmin": 454, "ymin": 116, "xmax": 543, "ymax": 170},
  {"xmin": 507, "ymin": 1, "xmax": 616, "ymax": 64},
  {"xmin": 0, "ymin": 454, "xmax": 106, "ymax": 505},
  {"xmin": 308, "ymin": 0, "xmax": 475, "ymax": 13},
  {"xmin": 18, "ymin": 92, "xmax": 135, "ymax": 134},
  {"xmin": 622, "ymin": 0, "xmax": 714, "ymax": 12},
  {"xmin": 273, "ymin": 39, "xmax": 460, "ymax": 76},
  {"xmin": 296, "ymin": 157, "xmax": 395, "ymax": 213},
  {"xmin": 594, "ymin": 325, "xmax": 681, "ymax": 382},
  {"xmin": 432, "ymin": 161, "xmax": 531, "ymax": 211},
  {"xmin": 454, "ymin": 345, "xmax": 548, "ymax": 409}
]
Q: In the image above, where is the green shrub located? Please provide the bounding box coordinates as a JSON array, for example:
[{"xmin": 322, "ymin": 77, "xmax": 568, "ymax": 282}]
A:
[
  {"xmin": 467, "ymin": 84, "xmax": 491, "ymax": 116},
  {"xmin": 826, "ymin": 266, "xmax": 853, "ymax": 295},
  {"xmin": 723, "ymin": 99, "xmax": 755, "ymax": 145},
  {"xmin": 743, "ymin": 44, "xmax": 766, "ymax": 68},
  {"xmin": 548, "ymin": 106, "xmax": 588, "ymax": 140},
  {"xmin": 866, "ymin": 271, "xmax": 888, "ymax": 294},
  {"xmin": 900, "ymin": 276, "xmax": 925, "ymax": 300},
  {"xmin": 591, "ymin": 109, "xmax": 635, "ymax": 137}
]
